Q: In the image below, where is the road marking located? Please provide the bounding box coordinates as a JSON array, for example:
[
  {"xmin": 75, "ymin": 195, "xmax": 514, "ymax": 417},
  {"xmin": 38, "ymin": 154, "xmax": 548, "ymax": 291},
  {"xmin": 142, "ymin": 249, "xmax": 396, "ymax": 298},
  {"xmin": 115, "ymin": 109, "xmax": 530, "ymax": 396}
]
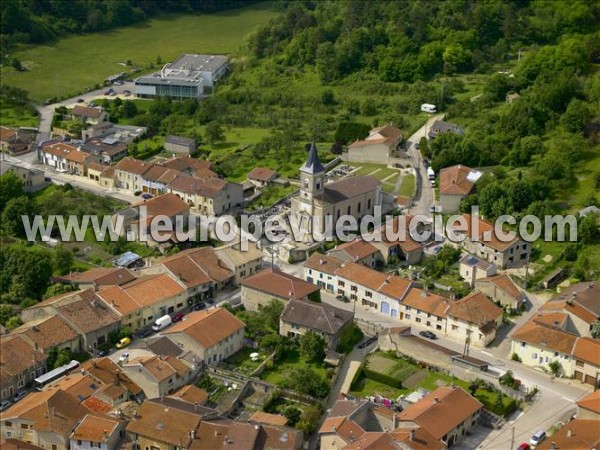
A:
[
  {"xmin": 480, "ymin": 351, "xmax": 493, "ymax": 357},
  {"xmin": 561, "ymin": 396, "xmax": 575, "ymax": 402}
]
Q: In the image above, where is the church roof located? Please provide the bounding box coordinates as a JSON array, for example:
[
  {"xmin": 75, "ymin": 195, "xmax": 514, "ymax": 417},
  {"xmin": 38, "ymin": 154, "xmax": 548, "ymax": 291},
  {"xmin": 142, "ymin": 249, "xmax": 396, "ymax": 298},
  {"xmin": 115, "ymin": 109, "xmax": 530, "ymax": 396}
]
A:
[{"xmin": 300, "ymin": 142, "xmax": 325, "ymax": 175}]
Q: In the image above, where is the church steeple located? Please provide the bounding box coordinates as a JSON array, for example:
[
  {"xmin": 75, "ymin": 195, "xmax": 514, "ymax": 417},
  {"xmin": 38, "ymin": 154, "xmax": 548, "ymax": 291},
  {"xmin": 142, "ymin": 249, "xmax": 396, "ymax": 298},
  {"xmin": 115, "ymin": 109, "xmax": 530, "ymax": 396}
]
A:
[
  {"xmin": 301, "ymin": 142, "xmax": 325, "ymax": 175},
  {"xmin": 299, "ymin": 142, "xmax": 325, "ymax": 202}
]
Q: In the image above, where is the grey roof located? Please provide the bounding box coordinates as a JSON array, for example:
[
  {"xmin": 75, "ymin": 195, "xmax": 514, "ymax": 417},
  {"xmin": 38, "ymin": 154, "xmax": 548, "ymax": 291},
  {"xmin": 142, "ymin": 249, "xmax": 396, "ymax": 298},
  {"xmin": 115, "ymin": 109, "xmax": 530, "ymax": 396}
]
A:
[
  {"xmin": 429, "ymin": 120, "xmax": 464, "ymax": 136},
  {"xmin": 280, "ymin": 299, "xmax": 354, "ymax": 335},
  {"xmin": 321, "ymin": 176, "xmax": 380, "ymax": 203},
  {"xmin": 459, "ymin": 254, "xmax": 494, "ymax": 271},
  {"xmin": 300, "ymin": 142, "xmax": 325, "ymax": 174},
  {"xmin": 165, "ymin": 135, "xmax": 195, "ymax": 147},
  {"xmin": 114, "ymin": 251, "xmax": 141, "ymax": 267},
  {"xmin": 0, "ymin": 161, "xmax": 43, "ymax": 176},
  {"xmin": 579, "ymin": 205, "xmax": 600, "ymax": 217},
  {"xmin": 169, "ymin": 54, "xmax": 228, "ymax": 73},
  {"xmin": 145, "ymin": 336, "xmax": 183, "ymax": 357}
]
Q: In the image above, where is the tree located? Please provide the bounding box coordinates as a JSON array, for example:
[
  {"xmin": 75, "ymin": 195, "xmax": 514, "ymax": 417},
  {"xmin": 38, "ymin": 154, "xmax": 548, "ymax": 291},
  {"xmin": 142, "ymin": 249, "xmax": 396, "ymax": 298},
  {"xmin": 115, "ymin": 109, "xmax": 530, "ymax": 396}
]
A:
[
  {"xmin": 579, "ymin": 214, "xmax": 599, "ymax": 244},
  {"xmin": 2, "ymin": 196, "xmax": 37, "ymax": 237},
  {"xmin": 205, "ymin": 121, "xmax": 225, "ymax": 146},
  {"xmin": 121, "ymin": 100, "xmax": 138, "ymax": 119},
  {"xmin": 44, "ymin": 283, "xmax": 74, "ymax": 298},
  {"xmin": 5, "ymin": 316, "xmax": 23, "ymax": 331},
  {"xmin": 297, "ymin": 404, "xmax": 322, "ymax": 433},
  {"xmin": 0, "ymin": 171, "xmax": 25, "ymax": 210},
  {"xmin": 54, "ymin": 349, "xmax": 73, "ymax": 368},
  {"xmin": 591, "ymin": 320, "xmax": 600, "ymax": 339},
  {"xmin": 561, "ymin": 99, "xmax": 591, "ymax": 133},
  {"xmin": 282, "ymin": 406, "xmax": 302, "ymax": 426},
  {"xmin": 261, "ymin": 299, "xmax": 285, "ymax": 332},
  {"xmin": 11, "ymin": 57, "xmax": 23, "ymax": 71},
  {"xmin": 53, "ymin": 246, "xmax": 73, "ymax": 275},
  {"xmin": 548, "ymin": 360, "xmax": 562, "ymax": 376},
  {"xmin": 299, "ymin": 331, "xmax": 326, "ymax": 362},
  {"xmin": 0, "ymin": 304, "xmax": 16, "ymax": 325}
]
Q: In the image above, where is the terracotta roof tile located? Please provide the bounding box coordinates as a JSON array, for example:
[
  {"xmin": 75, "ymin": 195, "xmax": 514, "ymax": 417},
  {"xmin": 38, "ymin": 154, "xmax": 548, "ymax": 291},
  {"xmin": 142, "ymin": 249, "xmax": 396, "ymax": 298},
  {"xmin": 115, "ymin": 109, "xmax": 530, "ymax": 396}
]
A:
[
  {"xmin": 477, "ymin": 274, "xmax": 525, "ymax": 301},
  {"xmin": 81, "ymin": 396, "xmax": 114, "ymax": 414},
  {"xmin": 536, "ymin": 419, "xmax": 600, "ymax": 449},
  {"xmin": 114, "ymin": 157, "xmax": 152, "ymax": 176},
  {"xmin": 56, "ymin": 267, "xmax": 135, "ymax": 286},
  {"xmin": 164, "ymin": 307, "xmax": 244, "ymax": 350},
  {"xmin": 168, "ymin": 174, "xmax": 227, "ymax": 198},
  {"xmin": 249, "ymin": 411, "xmax": 288, "ymax": 427},
  {"xmin": 446, "ymin": 292, "xmax": 503, "ymax": 328},
  {"xmin": 576, "ymin": 391, "xmax": 600, "ymax": 414},
  {"xmin": 451, "ymin": 214, "xmax": 521, "ymax": 252},
  {"xmin": 512, "ymin": 320, "xmax": 578, "ymax": 356},
  {"xmin": 163, "ymin": 156, "xmax": 212, "ymax": 172},
  {"xmin": 335, "ymin": 261, "xmax": 413, "ymax": 300},
  {"xmin": 130, "ymin": 192, "xmax": 190, "ymax": 218},
  {"xmin": 572, "ymin": 337, "xmax": 600, "ymax": 366},
  {"xmin": 81, "ymin": 357, "xmax": 143, "ymax": 395},
  {"xmin": 321, "ymin": 176, "xmax": 380, "ymax": 204},
  {"xmin": 0, "ymin": 335, "xmax": 47, "ymax": 381},
  {"xmin": 281, "ymin": 299, "xmax": 354, "ymax": 335},
  {"xmin": 72, "ymin": 105, "xmax": 103, "ymax": 118},
  {"xmin": 305, "ymin": 253, "xmax": 345, "ymax": 275},
  {"xmin": 403, "ymin": 289, "xmax": 449, "ymax": 318},
  {"xmin": 248, "ymin": 167, "xmax": 278, "ymax": 181},
  {"xmin": 13, "ymin": 315, "xmax": 78, "ymax": 351},
  {"xmin": 41, "ymin": 142, "xmax": 89, "ymax": 164},
  {"xmin": 440, "ymin": 164, "xmax": 475, "ymax": 196},
  {"xmin": 161, "ymin": 247, "xmax": 234, "ymax": 288},
  {"xmin": 331, "ymin": 239, "xmax": 379, "ymax": 261},
  {"xmin": 398, "ymin": 387, "xmax": 482, "ymax": 440},
  {"xmin": 71, "ymin": 414, "xmax": 120, "ymax": 442},
  {"xmin": 170, "ymin": 385, "xmax": 208, "ymax": 406},
  {"xmin": 242, "ymin": 268, "xmax": 320, "ymax": 299}
]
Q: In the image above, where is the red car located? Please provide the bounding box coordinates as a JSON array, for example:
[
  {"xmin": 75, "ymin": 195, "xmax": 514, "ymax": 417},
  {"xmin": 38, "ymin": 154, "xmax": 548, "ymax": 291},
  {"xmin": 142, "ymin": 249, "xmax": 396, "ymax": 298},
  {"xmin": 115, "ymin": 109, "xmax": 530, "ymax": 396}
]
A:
[
  {"xmin": 517, "ymin": 443, "xmax": 531, "ymax": 450},
  {"xmin": 172, "ymin": 312, "xmax": 185, "ymax": 322}
]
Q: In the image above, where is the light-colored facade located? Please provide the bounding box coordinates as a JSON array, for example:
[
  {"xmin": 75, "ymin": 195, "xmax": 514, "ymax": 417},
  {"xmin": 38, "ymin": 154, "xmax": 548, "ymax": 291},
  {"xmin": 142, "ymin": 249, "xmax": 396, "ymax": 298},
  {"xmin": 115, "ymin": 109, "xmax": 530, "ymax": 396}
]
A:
[
  {"xmin": 347, "ymin": 125, "xmax": 402, "ymax": 164},
  {"xmin": 0, "ymin": 162, "xmax": 45, "ymax": 192},
  {"xmin": 121, "ymin": 355, "xmax": 195, "ymax": 398},
  {"xmin": 70, "ymin": 415, "xmax": 124, "ymax": 450},
  {"xmin": 459, "ymin": 255, "xmax": 497, "ymax": 287},
  {"xmin": 215, "ymin": 243, "xmax": 263, "ymax": 285}
]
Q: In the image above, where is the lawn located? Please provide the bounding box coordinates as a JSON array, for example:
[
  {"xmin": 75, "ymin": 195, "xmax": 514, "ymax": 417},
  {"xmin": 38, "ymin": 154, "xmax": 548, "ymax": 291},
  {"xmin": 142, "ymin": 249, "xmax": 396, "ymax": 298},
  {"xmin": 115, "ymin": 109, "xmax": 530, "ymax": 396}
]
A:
[
  {"xmin": 366, "ymin": 353, "xmax": 418, "ymax": 382},
  {"xmin": 352, "ymin": 163, "xmax": 399, "ymax": 181},
  {"xmin": 248, "ymin": 185, "xmax": 296, "ymax": 210},
  {"xmin": 260, "ymin": 348, "xmax": 328, "ymax": 385},
  {"xmin": 0, "ymin": 104, "xmax": 39, "ymax": 128},
  {"xmin": 397, "ymin": 174, "xmax": 415, "ymax": 197},
  {"xmin": 219, "ymin": 347, "xmax": 264, "ymax": 376},
  {"xmin": 2, "ymin": 3, "xmax": 279, "ymax": 101}
]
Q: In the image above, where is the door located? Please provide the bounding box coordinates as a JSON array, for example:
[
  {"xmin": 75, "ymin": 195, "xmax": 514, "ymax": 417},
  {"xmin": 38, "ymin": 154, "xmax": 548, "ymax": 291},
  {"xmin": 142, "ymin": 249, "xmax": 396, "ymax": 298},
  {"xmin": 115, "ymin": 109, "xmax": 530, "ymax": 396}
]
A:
[
  {"xmin": 574, "ymin": 371, "xmax": 583, "ymax": 381},
  {"xmin": 584, "ymin": 374, "xmax": 596, "ymax": 386},
  {"xmin": 381, "ymin": 302, "xmax": 390, "ymax": 315},
  {"xmin": 391, "ymin": 309, "xmax": 398, "ymax": 318}
]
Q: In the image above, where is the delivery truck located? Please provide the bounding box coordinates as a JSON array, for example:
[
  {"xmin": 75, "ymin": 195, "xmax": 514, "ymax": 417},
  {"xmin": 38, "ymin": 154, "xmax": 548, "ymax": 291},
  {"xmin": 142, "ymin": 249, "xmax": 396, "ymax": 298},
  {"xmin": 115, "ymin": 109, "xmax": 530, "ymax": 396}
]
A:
[{"xmin": 151, "ymin": 314, "xmax": 173, "ymax": 332}]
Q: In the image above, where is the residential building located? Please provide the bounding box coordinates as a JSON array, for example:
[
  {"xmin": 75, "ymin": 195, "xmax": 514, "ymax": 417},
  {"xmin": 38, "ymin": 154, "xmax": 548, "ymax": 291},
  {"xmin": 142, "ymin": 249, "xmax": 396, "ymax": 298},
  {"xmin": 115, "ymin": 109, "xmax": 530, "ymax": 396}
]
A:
[
  {"xmin": 247, "ymin": 167, "xmax": 278, "ymax": 187},
  {"xmin": 280, "ymin": 299, "xmax": 354, "ymax": 349},
  {"xmin": 80, "ymin": 135, "xmax": 127, "ymax": 163},
  {"xmin": 214, "ymin": 243, "xmax": 263, "ymax": 285},
  {"xmin": 21, "ymin": 289, "xmax": 120, "ymax": 351},
  {"xmin": 444, "ymin": 292, "xmax": 503, "ymax": 347},
  {"xmin": 400, "ymin": 288, "xmax": 450, "ymax": 335},
  {"xmin": 168, "ymin": 173, "xmax": 243, "ymax": 215},
  {"xmin": 0, "ymin": 162, "xmax": 45, "ymax": 192},
  {"xmin": 397, "ymin": 387, "xmax": 482, "ymax": 447},
  {"xmin": 162, "ymin": 155, "xmax": 213, "ymax": 173},
  {"xmin": 510, "ymin": 316, "xmax": 600, "ymax": 385},
  {"xmin": 576, "ymin": 391, "xmax": 600, "ymax": 420},
  {"xmin": 158, "ymin": 247, "xmax": 235, "ymax": 299},
  {"xmin": 291, "ymin": 143, "xmax": 382, "ymax": 234},
  {"xmin": 99, "ymin": 166, "xmax": 115, "ymax": 189},
  {"xmin": 447, "ymin": 214, "xmax": 530, "ymax": 269},
  {"xmin": 70, "ymin": 415, "xmax": 124, "ymax": 450},
  {"xmin": 54, "ymin": 267, "xmax": 135, "ymax": 290},
  {"xmin": 0, "ymin": 335, "xmax": 47, "ymax": 401},
  {"xmin": 80, "ymin": 357, "xmax": 144, "ymax": 404},
  {"xmin": 170, "ymin": 384, "xmax": 209, "ymax": 406},
  {"xmin": 459, "ymin": 254, "xmax": 497, "ymax": 287},
  {"xmin": 304, "ymin": 253, "xmax": 413, "ymax": 320},
  {"xmin": 163, "ymin": 308, "xmax": 245, "ymax": 364},
  {"xmin": 121, "ymin": 355, "xmax": 195, "ymax": 398},
  {"xmin": 539, "ymin": 281, "xmax": 600, "ymax": 337},
  {"xmin": 327, "ymin": 239, "xmax": 383, "ymax": 269},
  {"xmin": 241, "ymin": 268, "xmax": 321, "ymax": 311},
  {"xmin": 70, "ymin": 106, "xmax": 108, "ymax": 125},
  {"xmin": 96, "ymin": 274, "xmax": 187, "ymax": 332},
  {"xmin": 427, "ymin": 120, "xmax": 464, "ymax": 139},
  {"xmin": 140, "ymin": 164, "xmax": 181, "ymax": 195},
  {"xmin": 1, "ymin": 439, "xmax": 44, "ymax": 450},
  {"xmin": 319, "ymin": 397, "xmax": 445, "ymax": 450},
  {"xmin": 0, "ymin": 126, "xmax": 36, "ymax": 154},
  {"xmin": 475, "ymin": 274, "xmax": 526, "ymax": 309},
  {"xmin": 0, "ymin": 388, "xmax": 90, "ymax": 450},
  {"xmin": 164, "ymin": 135, "xmax": 196, "ymax": 154},
  {"xmin": 113, "ymin": 157, "xmax": 152, "ymax": 193},
  {"xmin": 369, "ymin": 215, "xmax": 426, "ymax": 265},
  {"xmin": 135, "ymin": 54, "xmax": 229, "ymax": 99},
  {"xmin": 12, "ymin": 314, "xmax": 81, "ymax": 354},
  {"xmin": 112, "ymin": 193, "xmax": 190, "ymax": 243},
  {"xmin": 536, "ymin": 419, "xmax": 600, "ymax": 449},
  {"xmin": 439, "ymin": 165, "xmax": 481, "ymax": 213},
  {"xmin": 347, "ymin": 124, "xmax": 402, "ymax": 164},
  {"xmin": 40, "ymin": 142, "xmax": 95, "ymax": 175}
]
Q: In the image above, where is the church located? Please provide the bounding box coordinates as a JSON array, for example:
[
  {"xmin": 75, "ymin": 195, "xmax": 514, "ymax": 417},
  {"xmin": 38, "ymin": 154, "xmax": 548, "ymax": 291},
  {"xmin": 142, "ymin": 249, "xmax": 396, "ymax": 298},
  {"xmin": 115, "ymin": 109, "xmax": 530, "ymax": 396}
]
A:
[{"xmin": 291, "ymin": 143, "xmax": 382, "ymax": 235}]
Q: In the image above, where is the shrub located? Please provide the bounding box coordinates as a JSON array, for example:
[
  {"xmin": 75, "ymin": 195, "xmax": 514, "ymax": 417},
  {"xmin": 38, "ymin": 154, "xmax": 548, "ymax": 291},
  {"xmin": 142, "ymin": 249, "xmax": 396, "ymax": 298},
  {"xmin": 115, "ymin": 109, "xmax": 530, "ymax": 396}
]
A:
[
  {"xmin": 511, "ymin": 353, "xmax": 522, "ymax": 362},
  {"xmin": 363, "ymin": 367, "xmax": 403, "ymax": 389}
]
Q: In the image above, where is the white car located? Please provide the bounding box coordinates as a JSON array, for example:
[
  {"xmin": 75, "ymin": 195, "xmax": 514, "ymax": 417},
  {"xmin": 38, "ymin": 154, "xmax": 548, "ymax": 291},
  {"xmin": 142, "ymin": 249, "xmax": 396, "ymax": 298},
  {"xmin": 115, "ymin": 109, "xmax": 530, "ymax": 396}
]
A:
[
  {"xmin": 119, "ymin": 352, "xmax": 130, "ymax": 362},
  {"xmin": 529, "ymin": 430, "xmax": 546, "ymax": 446}
]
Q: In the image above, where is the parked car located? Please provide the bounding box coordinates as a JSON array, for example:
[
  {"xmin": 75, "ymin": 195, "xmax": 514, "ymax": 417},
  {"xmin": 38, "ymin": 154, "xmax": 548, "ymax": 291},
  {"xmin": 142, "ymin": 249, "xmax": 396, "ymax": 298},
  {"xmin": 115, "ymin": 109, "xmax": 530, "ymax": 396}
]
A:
[
  {"xmin": 428, "ymin": 204, "xmax": 436, "ymax": 213},
  {"xmin": 0, "ymin": 400, "xmax": 11, "ymax": 411},
  {"xmin": 151, "ymin": 314, "xmax": 173, "ymax": 332},
  {"xmin": 96, "ymin": 349, "xmax": 109, "ymax": 357},
  {"xmin": 119, "ymin": 352, "xmax": 130, "ymax": 362},
  {"xmin": 77, "ymin": 98, "xmax": 85, "ymax": 103},
  {"xmin": 172, "ymin": 312, "xmax": 185, "ymax": 322},
  {"xmin": 193, "ymin": 302, "xmax": 206, "ymax": 311},
  {"xmin": 137, "ymin": 329, "xmax": 153, "ymax": 339},
  {"xmin": 414, "ymin": 142, "xmax": 420, "ymax": 150},
  {"xmin": 12, "ymin": 391, "xmax": 28, "ymax": 403},
  {"xmin": 336, "ymin": 295, "xmax": 349, "ymax": 303},
  {"xmin": 529, "ymin": 431, "xmax": 546, "ymax": 447},
  {"xmin": 517, "ymin": 443, "xmax": 531, "ymax": 450},
  {"xmin": 206, "ymin": 298, "xmax": 215, "ymax": 305},
  {"xmin": 123, "ymin": 90, "xmax": 131, "ymax": 96},
  {"xmin": 115, "ymin": 337, "xmax": 131, "ymax": 349},
  {"xmin": 141, "ymin": 193, "xmax": 153, "ymax": 199},
  {"xmin": 419, "ymin": 330, "xmax": 437, "ymax": 340}
]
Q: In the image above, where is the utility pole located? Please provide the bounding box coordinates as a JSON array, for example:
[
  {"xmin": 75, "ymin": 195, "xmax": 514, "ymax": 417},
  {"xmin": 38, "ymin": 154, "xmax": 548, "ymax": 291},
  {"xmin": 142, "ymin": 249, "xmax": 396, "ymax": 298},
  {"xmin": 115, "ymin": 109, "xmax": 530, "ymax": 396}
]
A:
[{"xmin": 510, "ymin": 427, "xmax": 515, "ymax": 450}]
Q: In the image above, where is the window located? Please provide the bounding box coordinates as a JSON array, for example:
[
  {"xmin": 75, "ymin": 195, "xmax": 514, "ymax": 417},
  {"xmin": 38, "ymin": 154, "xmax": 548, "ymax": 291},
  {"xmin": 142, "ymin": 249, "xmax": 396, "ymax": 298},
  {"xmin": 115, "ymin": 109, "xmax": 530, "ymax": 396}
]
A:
[
  {"xmin": 415, "ymin": 317, "xmax": 421, "ymax": 323},
  {"xmin": 358, "ymin": 202, "xmax": 362, "ymax": 213},
  {"xmin": 436, "ymin": 324, "xmax": 442, "ymax": 330},
  {"xmin": 405, "ymin": 306, "xmax": 411, "ymax": 311},
  {"xmin": 5, "ymin": 432, "xmax": 11, "ymax": 438},
  {"xmin": 576, "ymin": 360, "xmax": 584, "ymax": 367},
  {"xmin": 20, "ymin": 424, "xmax": 28, "ymax": 429},
  {"xmin": 5, "ymin": 422, "xmax": 12, "ymax": 427},
  {"xmin": 368, "ymin": 199, "xmax": 372, "ymax": 209},
  {"xmin": 365, "ymin": 291, "xmax": 372, "ymax": 298},
  {"xmin": 451, "ymin": 325, "xmax": 459, "ymax": 331},
  {"xmin": 532, "ymin": 353, "xmax": 538, "ymax": 359},
  {"xmin": 405, "ymin": 314, "xmax": 411, "ymax": 319},
  {"xmin": 347, "ymin": 205, "xmax": 351, "ymax": 215},
  {"xmin": 78, "ymin": 440, "xmax": 83, "ymax": 445}
]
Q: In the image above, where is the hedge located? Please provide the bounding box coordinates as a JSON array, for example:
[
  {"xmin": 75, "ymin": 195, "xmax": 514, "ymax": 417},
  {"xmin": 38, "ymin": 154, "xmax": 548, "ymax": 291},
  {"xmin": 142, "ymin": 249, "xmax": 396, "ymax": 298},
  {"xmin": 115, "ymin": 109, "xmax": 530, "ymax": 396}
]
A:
[
  {"xmin": 478, "ymin": 394, "xmax": 518, "ymax": 418},
  {"xmin": 363, "ymin": 367, "xmax": 403, "ymax": 389}
]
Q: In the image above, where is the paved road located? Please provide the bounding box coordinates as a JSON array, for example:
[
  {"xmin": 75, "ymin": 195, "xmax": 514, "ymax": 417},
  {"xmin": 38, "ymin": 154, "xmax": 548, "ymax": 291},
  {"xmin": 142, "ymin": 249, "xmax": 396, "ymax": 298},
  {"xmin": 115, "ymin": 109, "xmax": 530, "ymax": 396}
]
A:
[{"xmin": 403, "ymin": 114, "xmax": 443, "ymax": 217}]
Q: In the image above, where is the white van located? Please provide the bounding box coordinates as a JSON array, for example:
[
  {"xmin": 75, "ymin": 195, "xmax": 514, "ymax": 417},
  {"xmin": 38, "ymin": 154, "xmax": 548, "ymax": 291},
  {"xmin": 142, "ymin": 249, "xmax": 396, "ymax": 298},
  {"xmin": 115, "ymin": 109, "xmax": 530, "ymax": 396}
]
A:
[
  {"xmin": 151, "ymin": 314, "xmax": 173, "ymax": 332},
  {"xmin": 421, "ymin": 103, "xmax": 437, "ymax": 113}
]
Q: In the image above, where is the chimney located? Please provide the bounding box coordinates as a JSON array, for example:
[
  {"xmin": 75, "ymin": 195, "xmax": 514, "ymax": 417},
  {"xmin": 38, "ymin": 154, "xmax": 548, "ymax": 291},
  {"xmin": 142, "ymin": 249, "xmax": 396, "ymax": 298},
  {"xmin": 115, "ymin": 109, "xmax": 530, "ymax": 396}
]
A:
[
  {"xmin": 567, "ymin": 429, "xmax": 573, "ymax": 438},
  {"xmin": 434, "ymin": 397, "xmax": 439, "ymax": 404},
  {"xmin": 550, "ymin": 442, "xmax": 556, "ymax": 450},
  {"xmin": 410, "ymin": 429, "xmax": 416, "ymax": 441},
  {"xmin": 190, "ymin": 430, "xmax": 196, "ymax": 440}
]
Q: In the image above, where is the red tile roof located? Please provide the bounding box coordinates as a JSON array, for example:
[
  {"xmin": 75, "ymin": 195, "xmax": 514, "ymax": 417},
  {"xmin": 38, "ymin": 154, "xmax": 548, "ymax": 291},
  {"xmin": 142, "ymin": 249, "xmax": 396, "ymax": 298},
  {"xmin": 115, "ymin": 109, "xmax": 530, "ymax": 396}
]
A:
[
  {"xmin": 446, "ymin": 292, "xmax": 503, "ymax": 328},
  {"xmin": 440, "ymin": 164, "xmax": 475, "ymax": 196},
  {"xmin": 248, "ymin": 167, "xmax": 278, "ymax": 181},
  {"xmin": 131, "ymin": 192, "xmax": 190, "ymax": 218},
  {"xmin": 576, "ymin": 391, "xmax": 600, "ymax": 414},
  {"xmin": 161, "ymin": 247, "xmax": 234, "ymax": 288},
  {"xmin": 164, "ymin": 307, "xmax": 244, "ymax": 350},
  {"xmin": 477, "ymin": 274, "xmax": 525, "ymax": 301},
  {"xmin": 42, "ymin": 142, "xmax": 89, "ymax": 163},
  {"xmin": 451, "ymin": 214, "xmax": 521, "ymax": 252},
  {"xmin": 72, "ymin": 105, "xmax": 103, "ymax": 118},
  {"xmin": 242, "ymin": 268, "xmax": 320, "ymax": 299}
]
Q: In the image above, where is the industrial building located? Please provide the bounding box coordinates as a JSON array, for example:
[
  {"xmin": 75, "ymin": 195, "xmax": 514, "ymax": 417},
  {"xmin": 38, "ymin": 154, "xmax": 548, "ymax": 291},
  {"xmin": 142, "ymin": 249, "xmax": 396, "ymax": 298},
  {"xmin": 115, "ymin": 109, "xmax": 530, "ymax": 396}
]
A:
[{"xmin": 134, "ymin": 54, "xmax": 229, "ymax": 100}]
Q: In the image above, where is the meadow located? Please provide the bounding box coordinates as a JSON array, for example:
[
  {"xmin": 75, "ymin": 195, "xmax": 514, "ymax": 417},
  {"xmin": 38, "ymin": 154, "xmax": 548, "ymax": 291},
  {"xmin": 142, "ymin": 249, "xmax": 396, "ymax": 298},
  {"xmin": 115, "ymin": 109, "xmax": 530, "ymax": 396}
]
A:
[{"xmin": 1, "ymin": 3, "xmax": 278, "ymax": 102}]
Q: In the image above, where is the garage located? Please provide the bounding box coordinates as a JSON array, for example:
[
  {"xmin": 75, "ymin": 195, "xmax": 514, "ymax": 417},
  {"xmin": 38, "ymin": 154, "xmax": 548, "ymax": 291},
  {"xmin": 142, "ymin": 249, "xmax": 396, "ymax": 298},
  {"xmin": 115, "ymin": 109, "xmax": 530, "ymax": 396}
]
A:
[
  {"xmin": 574, "ymin": 371, "xmax": 583, "ymax": 381},
  {"xmin": 584, "ymin": 374, "xmax": 597, "ymax": 386}
]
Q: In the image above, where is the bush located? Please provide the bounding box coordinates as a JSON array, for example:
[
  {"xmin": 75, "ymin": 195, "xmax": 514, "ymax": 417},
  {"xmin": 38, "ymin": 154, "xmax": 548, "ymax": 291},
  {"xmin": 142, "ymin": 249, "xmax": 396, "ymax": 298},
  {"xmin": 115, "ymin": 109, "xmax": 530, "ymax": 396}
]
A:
[
  {"xmin": 511, "ymin": 353, "xmax": 522, "ymax": 362},
  {"xmin": 337, "ymin": 324, "xmax": 364, "ymax": 354}
]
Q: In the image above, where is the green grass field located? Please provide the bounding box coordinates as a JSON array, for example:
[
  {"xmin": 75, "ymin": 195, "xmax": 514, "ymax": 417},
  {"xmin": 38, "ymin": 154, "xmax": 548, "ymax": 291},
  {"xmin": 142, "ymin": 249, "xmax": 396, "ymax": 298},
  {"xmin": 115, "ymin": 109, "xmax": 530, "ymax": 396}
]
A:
[
  {"xmin": 0, "ymin": 104, "xmax": 39, "ymax": 127},
  {"xmin": 2, "ymin": 3, "xmax": 278, "ymax": 101},
  {"xmin": 397, "ymin": 174, "xmax": 415, "ymax": 197},
  {"xmin": 261, "ymin": 348, "xmax": 328, "ymax": 385},
  {"xmin": 366, "ymin": 353, "xmax": 418, "ymax": 382}
]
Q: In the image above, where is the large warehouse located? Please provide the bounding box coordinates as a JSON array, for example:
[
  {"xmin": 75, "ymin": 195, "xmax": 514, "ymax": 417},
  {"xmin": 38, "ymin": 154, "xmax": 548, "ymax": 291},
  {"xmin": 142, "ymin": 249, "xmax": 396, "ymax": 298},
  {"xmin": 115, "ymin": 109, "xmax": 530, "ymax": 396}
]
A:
[{"xmin": 134, "ymin": 54, "xmax": 229, "ymax": 100}]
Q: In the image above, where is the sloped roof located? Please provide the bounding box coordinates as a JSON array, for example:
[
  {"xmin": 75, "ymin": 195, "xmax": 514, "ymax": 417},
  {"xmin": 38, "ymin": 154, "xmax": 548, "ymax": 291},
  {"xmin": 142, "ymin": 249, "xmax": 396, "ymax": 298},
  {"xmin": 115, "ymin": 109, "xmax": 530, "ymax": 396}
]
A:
[
  {"xmin": 402, "ymin": 289, "xmax": 449, "ymax": 318},
  {"xmin": 248, "ymin": 167, "xmax": 278, "ymax": 181},
  {"xmin": 446, "ymin": 292, "xmax": 503, "ymax": 327},
  {"xmin": 512, "ymin": 320, "xmax": 579, "ymax": 356},
  {"xmin": 170, "ymin": 385, "xmax": 208, "ymax": 406},
  {"xmin": 13, "ymin": 315, "xmax": 79, "ymax": 351},
  {"xmin": 81, "ymin": 357, "xmax": 143, "ymax": 395},
  {"xmin": 0, "ymin": 335, "xmax": 47, "ymax": 386},
  {"xmin": 477, "ymin": 274, "xmax": 525, "ymax": 301},
  {"xmin": 168, "ymin": 174, "xmax": 228, "ymax": 198},
  {"xmin": 71, "ymin": 414, "xmax": 120, "ymax": 442},
  {"xmin": 130, "ymin": 192, "xmax": 190, "ymax": 218},
  {"xmin": 300, "ymin": 142, "xmax": 325, "ymax": 174},
  {"xmin": 321, "ymin": 176, "xmax": 380, "ymax": 203},
  {"xmin": 330, "ymin": 239, "xmax": 379, "ymax": 261},
  {"xmin": 242, "ymin": 268, "xmax": 320, "ymax": 299},
  {"xmin": 114, "ymin": 157, "xmax": 152, "ymax": 176},
  {"xmin": 304, "ymin": 252, "xmax": 345, "ymax": 275},
  {"xmin": 572, "ymin": 337, "xmax": 600, "ymax": 366},
  {"xmin": 544, "ymin": 281, "xmax": 600, "ymax": 324},
  {"xmin": 576, "ymin": 390, "xmax": 600, "ymax": 414},
  {"xmin": 55, "ymin": 267, "xmax": 135, "ymax": 286},
  {"xmin": 335, "ymin": 261, "xmax": 413, "ymax": 300},
  {"xmin": 536, "ymin": 419, "xmax": 600, "ymax": 450},
  {"xmin": 164, "ymin": 308, "xmax": 244, "ymax": 350},
  {"xmin": 161, "ymin": 247, "xmax": 234, "ymax": 288},
  {"xmin": 452, "ymin": 214, "xmax": 521, "ymax": 251},
  {"xmin": 41, "ymin": 142, "xmax": 88, "ymax": 163},
  {"xmin": 440, "ymin": 164, "xmax": 476, "ymax": 196},
  {"xmin": 348, "ymin": 124, "xmax": 401, "ymax": 149},
  {"xmin": 281, "ymin": 299, "xmax": 354, "ymax": 335},
  {"xmin": 398, "ymin": 387, "xmax": 482, "ymax": 440},
  {"xmin": 72, "ymin": 105, "xmax": 103, "ymax": 118}
]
